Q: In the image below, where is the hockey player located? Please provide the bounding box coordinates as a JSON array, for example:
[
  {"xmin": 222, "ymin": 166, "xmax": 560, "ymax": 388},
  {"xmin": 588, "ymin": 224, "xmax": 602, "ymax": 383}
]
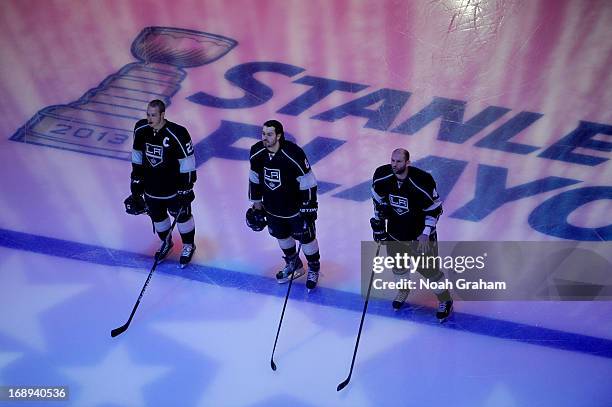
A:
[
  {"xmin": 124, "ymin": 99, "xmax": 197, "ymax": 268},
  {"xmin": 370, "ymin": 148, "xmax": 453, "ymax": 322},
  {"xmin": 246, "ymin": 120, "xmax": 321, "ymax": 290}
]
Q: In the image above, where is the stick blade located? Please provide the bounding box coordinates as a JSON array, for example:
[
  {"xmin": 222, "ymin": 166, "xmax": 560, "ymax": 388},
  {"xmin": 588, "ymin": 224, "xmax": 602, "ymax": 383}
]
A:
[
  {"xmin": 111, "ymin": 324, "xmax": 128, "ymax": 338},
  {"xmin": 337, "ymin": 377, "xmax": 350, "ymax": 391},
  {"xmin": 270, "ymin": 359, "xmax": 277, "ymax": 371}
]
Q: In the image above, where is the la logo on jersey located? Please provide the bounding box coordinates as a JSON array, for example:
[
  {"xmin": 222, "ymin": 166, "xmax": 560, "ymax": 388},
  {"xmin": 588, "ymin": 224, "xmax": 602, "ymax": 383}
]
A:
[
  {"xmin": 145, "ymin": 143, "xmax": 163, "ymax": 167},
  {"xmin": 389, "ymin": 194, "xmax": 409, "ymax": 215},
  {"xmin": 264, "ymin": 167, "xmax": 281, "ymax": 190}
]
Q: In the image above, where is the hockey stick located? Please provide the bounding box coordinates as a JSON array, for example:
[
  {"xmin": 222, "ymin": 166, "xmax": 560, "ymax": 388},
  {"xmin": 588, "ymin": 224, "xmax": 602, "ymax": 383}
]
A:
[
  {"xmin": 111, "ymin": 207, "xmax": 184, "ymax": 338},
  {"xmin": 337, "ymin": 241, "xmax": 382, "ymax": 391},
  {"xmin": 270, "ymin": 242, "xmax": 303, "ymax": 371}
]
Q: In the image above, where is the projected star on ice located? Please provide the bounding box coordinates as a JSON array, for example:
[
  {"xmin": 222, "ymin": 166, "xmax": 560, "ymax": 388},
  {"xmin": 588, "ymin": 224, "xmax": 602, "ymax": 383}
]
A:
[
  {"xmin": 152, "ymin": 290, "xmax": 417, "ymax": 406},
  {"xmin": 0, "ymin": 263, "xmax": 88, "ymax": 352},
  {"xmin": 0, "ymin": 352, "xmax": 23, "ymax": 391},
  {"xmin": 62, "ymin": 345, "xmax": 169, "ymax": 407},
  {"xmin": 483, "ymin": 382, "xmax": 520, "ymax": 407},
  {"xmin": 0, "ymin": 352, "xmax": 22, "ymax": 371}
]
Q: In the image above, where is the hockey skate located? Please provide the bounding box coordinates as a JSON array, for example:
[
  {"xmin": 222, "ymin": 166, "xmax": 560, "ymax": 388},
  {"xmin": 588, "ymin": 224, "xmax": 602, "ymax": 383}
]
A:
[
  {"xmin": 155, "ymin": 239, "xmax": 174, "ymax": 263},
  {"xmin": 179, "ymin": 244, "xmax": 196, "ymax": 269},
  {"xmin": 306, "ymin": 261, "xmax": 320, "ymax": 291},
  {"xmin": 392, "ymin": 289, "xmax": 410, "ymax": 310},
  {"xmin": 276, "ymin": 255, "xmax": 304, "ymax": 283},
  {"xmin": 436, "ymin": 300, "xmax": 453, "ymax": 323}
]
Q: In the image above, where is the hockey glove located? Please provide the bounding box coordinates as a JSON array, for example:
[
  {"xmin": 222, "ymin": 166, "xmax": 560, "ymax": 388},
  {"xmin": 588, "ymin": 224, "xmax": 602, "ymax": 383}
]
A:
[
  {"xmin": 130, "ymin": 178, "xmax": 144, "ymax": 196},
  {"xmin": 370, "ymin": 217, "xmax": 388, "ymax": 242},
  {"xmin": 295, "ymin": 218, "xmax": 315, "ymax": 242},
  {"xmin": 124, "ymin": 194, "xmax": 147, "ymax": 215},
  {"xmin": 246, "ymin": 207, "xmax": 267, "ymax": 232},
  {"xmin": 300, "ymin": 201, "xmax": 318, "ymax": 224},
  {"xmin": 176, "ymin": 188, "xmax": 195, "ymax": 207}
]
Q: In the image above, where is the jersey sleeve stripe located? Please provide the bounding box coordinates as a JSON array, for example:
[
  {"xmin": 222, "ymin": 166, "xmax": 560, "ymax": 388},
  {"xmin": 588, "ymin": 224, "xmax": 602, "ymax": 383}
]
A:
[
  {"xmin": 425, "ymin": 216, "xmax": 438, "ymax": 226},
  {"xmin": 179, "ymin": 155, "xmax": 196, "ymax": 173},
  {"xmin": 134, "ymin": 124, "xmax": 149, "ymax": 132},
  {"xmin": 131, "ymin": 150, "xmax": 143, "ymax": 164},
  {"xmin": 425, "ymin": 216, "xmax": 438, "ymax": 227},
  {"xmin": 297, "ymin": 171, "xmax": 317, "ymax": 190},
  {"xmin": 371, "ymin": 187, "xmax": 384, "ymax": 203},
  {"xmin": 249, "ymin": 169, "xmax": 260, "ymax": 184}
]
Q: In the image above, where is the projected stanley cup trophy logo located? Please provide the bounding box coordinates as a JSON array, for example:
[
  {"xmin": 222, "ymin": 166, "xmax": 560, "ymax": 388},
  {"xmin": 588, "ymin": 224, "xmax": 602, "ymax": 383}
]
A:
[{"xmin": 11, "ymin": 27, "xmax": 237, "ymax": 160}]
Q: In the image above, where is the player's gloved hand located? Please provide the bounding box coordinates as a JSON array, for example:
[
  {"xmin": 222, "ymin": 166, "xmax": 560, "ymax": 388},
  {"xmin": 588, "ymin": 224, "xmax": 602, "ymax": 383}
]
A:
[
  {"xmin": 246, "ymin": 207, "xmax": 267, "ymax": 232},
  {"xmin": 124, "ymin": 194, "xmax": 147, "ymax": 215},
  {"xmin": 370, "ymin": 217, "xmax": 388, "ymax": 242},
  {"xmin": 130, "ymin": 178, "xmax": 144, "ymax": 196},
  {"xmin": 295, "ymin": 218, "xmax": 315, "ymax": 242},
  {"xmin": 176, "ymin": 188, "xmax": 195, "ymax": 207},
  {"xmin": 300, "ymin": 201, "xmax": 318, "ymax": 224}
]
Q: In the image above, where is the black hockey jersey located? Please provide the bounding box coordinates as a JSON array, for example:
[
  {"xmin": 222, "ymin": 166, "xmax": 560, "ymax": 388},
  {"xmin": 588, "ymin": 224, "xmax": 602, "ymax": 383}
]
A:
[
  {"xmin": 131, "ymin": 119, "xmax": 197, "ymax": 199},
  {"xmin": 371, "ymin": 164, "xmax": 443, "ymax": 241},
  {"xmin": 249, "ymin": 140, "xmax": 317, "ymax": 218}
]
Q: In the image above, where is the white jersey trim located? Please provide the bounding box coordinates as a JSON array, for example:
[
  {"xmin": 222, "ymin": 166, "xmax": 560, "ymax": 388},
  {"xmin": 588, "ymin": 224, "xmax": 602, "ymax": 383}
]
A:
[
  {"xmin": 387, "ymin": 232, "xmax": 401, "ymax": 242},
  {"xmin": 281, "ymin": 150, "xmax": 306, "ymax": 175},
  {"xmin": 134, "ymin": 124, "xmax": 149, "ymax": 133},
  {"xmin": 373, "ymin": 172, "xmax": 394, "ymax": 184},
  {"xmin": 266, "ymin": 210, "xmax": 300, "ymax": 219},
  {"xmin": 145, "ymin": 192, "xmax": 177, "ymax": 199},
  {"xmin": 409, "ymin": 178, "xmax": 435, "ymax": 202},
  {"xmin": 250, "ymin": 147, "xmax": 266, "ymax": 160},
  {"xmin": 166, "ymin": 127, "xmax": 188, "ymax": 157},
  {"xmin": 423, "ymin": 200, "xmax": 442, "ymax": 211}
]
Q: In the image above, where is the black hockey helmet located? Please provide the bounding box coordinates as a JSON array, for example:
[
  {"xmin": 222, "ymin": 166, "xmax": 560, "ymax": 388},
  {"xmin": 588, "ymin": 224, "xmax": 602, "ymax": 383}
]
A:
[
  {"xmin": 246, "ymin": 207, "xmax": 267, "ymax": 231},
  {"xmin": 124, "ymin": 194, "xmax": 148, "ymax": 215}
]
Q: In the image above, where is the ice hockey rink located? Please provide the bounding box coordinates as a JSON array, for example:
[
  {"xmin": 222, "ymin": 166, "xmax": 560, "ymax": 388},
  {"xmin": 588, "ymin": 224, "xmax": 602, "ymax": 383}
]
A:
[{"xmin": 1, "ymin": 0, "xmax": 611, "ymax": 406}]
